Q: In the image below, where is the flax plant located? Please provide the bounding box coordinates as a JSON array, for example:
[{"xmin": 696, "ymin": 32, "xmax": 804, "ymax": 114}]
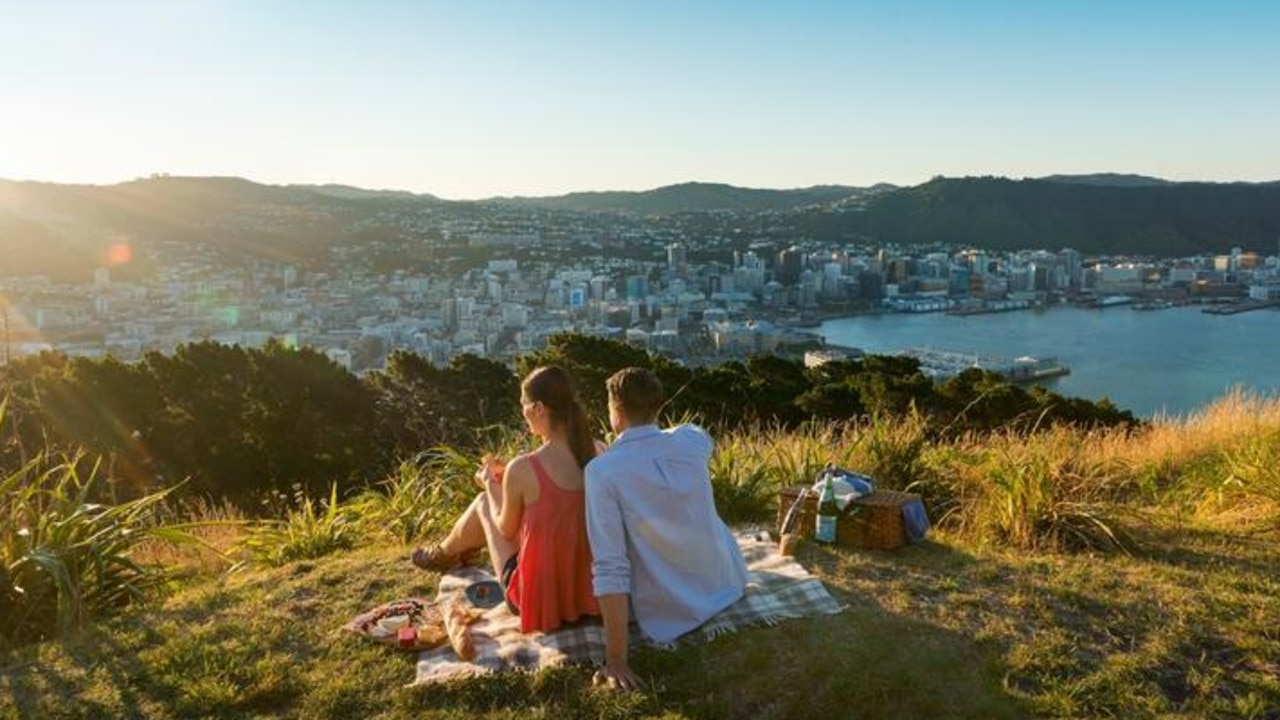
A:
[
  {"xmin": 1, "ymin": 451, "xmax": 191, "ymax": 647},
  {"xmin": 854, "ymin": 410, "xmax": 931, "ymax": 490}
]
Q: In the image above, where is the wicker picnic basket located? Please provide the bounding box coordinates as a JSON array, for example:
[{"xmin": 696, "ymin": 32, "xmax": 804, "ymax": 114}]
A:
[{"xmin": 776, "ymin": 485, "xmax": 918, "ymax": 550}]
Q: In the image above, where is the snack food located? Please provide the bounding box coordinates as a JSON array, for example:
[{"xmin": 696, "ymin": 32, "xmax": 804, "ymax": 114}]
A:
[{"xmin": 445, "ymin": 601, "xmax": 482, "ymax": 661}]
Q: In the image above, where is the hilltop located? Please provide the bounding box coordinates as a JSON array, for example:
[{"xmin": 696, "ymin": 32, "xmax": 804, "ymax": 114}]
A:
[
  {"xmin": 8, "ymin": 517, "xmax": 1276, "ymax": 719},
  {"xmin": 0, "ymin": 329, "xmax": 1275, "ymax": 717},
  {"xmin": 1, "ymin": 391, "xmax": 1277, "ymax": 719}
]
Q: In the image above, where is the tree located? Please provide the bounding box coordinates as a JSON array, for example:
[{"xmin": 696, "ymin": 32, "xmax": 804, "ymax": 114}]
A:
[
  {"xmin": 367, "ymin": 351, "xmax": 520, "ymax": 459},
  {"xmin": 518, "ymin": 333, "xmax": 657, "ymax": 421}
]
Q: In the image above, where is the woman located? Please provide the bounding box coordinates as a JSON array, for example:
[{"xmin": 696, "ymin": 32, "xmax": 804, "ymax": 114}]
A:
[{"xmin": 412, "ymin": 365, "xmax": 601, "ymax": 633}]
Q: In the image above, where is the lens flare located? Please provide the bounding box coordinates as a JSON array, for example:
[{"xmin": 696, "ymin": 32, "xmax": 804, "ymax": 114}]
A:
[{"xmin": 105, "ymin": 242, "xmax": 133, "ymax": 267}]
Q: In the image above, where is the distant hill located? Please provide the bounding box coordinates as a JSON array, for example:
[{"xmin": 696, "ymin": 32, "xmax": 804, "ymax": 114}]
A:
[
  {"xmin": 294, "ymin": 183, "xmax": 437, "ymax": 201},
  {"xmin": 0, "ymin": 176, "xmax": 442, "ymax": 280},
  {"xmin": 489, "ymin": 181, "xmax": 867, "ymax": 213},
  {"xmin": 5, "ymin": 174, "xmax": 1280, "ymax": 282},
  {"xmin": 1037, "ymin": 173, "xmax": 1175, "ymax": 187},
  {"xmin": 851, "ymin": 176, "xmax": 1280, "ymax": 256}
]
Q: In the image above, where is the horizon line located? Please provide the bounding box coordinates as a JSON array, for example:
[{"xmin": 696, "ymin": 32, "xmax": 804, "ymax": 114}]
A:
[{"xmin": 3, "ymin": 171, "xmax": 1279, "ymax": 202}]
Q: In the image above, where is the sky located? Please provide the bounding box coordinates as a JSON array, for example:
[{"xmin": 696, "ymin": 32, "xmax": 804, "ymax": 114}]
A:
[{"xmin": 2, "ymin": 0, "xmax": 1278, "ymax": 199}]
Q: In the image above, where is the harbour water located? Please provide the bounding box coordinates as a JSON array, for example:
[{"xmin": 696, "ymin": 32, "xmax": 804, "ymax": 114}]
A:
[{"xmin": 817, "ymin": 305, "xmax": 1280, "ymax": 418}]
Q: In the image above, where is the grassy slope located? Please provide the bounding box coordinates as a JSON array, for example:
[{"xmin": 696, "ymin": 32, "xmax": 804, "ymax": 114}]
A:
[{"xmin": 2, "ymin": 517, "xmax": 1276, "ymax": 720}]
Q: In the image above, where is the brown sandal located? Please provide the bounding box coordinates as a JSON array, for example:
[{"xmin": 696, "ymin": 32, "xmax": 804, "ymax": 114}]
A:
[
  {"xmin": 411, "ymin": 545, "xmax": 459, "ymax": 572},
  {"xmin": 411, "ymin": 546, "xmax": 480, "ymax": 572}
]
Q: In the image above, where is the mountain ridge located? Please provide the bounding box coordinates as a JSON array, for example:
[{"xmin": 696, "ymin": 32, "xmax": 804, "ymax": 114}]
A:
[{"xmin": 4, "ymin": 174, "xmax": 1280, "ymax": 281}]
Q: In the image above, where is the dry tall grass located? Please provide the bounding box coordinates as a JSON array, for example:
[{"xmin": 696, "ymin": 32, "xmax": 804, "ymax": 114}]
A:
[{"xmin": 709, "ymin": 390, "xmax": 1280, "ymax": 549}]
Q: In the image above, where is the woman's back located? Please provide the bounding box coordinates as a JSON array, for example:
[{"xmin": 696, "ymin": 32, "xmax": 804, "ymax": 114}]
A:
[
  {"xmin": 527, "ymin": 443, "xmax": 585, "ymax": 496},
  {"xmin": 507, "ymin": 447, "xmax": 599, "ymax": 632}
]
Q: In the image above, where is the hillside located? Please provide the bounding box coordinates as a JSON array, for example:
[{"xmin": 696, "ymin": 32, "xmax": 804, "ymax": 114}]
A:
[
  {"xmin": 2, "ymin": 392, "xmax": 1277, "ymax": 719},
  {"xmin": 489, "ymin": 181, "xmax": 867, "ymax": 214},
  {"xmin": 852, "ymin": 176, "xmax": 1280, "ymax": 256},
  {"xmin": 5, "ymin": 175, "xmax": 1280, "ymax": 282},
  {"xmin": 0, "ymin": 177, "xmax": 435, "ymax": 280}
]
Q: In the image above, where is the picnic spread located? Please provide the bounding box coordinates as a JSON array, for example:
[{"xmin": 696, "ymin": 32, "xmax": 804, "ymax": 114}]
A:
[{"xmin": 343, "ymin": 530, "xmax": 845, "ymax": 685}]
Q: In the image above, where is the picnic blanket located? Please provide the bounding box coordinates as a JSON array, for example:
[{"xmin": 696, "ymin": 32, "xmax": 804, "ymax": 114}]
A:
[{"xmin": 413, "ymin": 530, "xmax": 845, "ymax": 685}]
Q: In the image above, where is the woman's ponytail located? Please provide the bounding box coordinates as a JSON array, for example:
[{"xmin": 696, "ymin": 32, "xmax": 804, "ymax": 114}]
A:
[{"xmin": 566, "ymin": 400, "xmax": 597, "ymax": 469}]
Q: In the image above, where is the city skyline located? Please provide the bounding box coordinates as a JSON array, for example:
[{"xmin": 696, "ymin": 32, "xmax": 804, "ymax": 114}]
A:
[{"xmin": 3, "ymin": 1, "xmax": 1279, "ymax": 199}]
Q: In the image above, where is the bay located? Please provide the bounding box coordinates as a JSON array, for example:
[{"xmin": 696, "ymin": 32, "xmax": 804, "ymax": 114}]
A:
[{"xmin": 817, "ymin": 305, "xmax": 1280, "ymax": 418}]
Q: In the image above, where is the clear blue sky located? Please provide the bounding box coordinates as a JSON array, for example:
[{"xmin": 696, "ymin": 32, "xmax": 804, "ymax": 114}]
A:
[{"xmin": 2, "ymin": 0, "xmax": 1277, "ymax": 199}]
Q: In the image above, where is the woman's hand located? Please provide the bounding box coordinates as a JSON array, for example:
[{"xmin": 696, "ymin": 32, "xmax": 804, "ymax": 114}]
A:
[{"xmin": 474, "ymin": 455, "xmax": 506, "ymax": 490}]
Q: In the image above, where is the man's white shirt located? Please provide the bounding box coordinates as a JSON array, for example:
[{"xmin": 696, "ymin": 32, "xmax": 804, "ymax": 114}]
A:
[{"xmin": 585, "ymin": 424, "xmax": 748, "ymax": 643}]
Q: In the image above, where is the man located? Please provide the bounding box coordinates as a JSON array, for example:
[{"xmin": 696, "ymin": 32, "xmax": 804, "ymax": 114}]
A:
[{"xmin": 584, "ymin": 367, "xmax": 749, "ymax": 692}]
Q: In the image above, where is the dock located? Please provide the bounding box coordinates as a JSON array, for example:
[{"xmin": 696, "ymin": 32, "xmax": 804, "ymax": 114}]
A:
[
  {"xmin": 901, "ymin": 347, "xmax": 1070, "ymax": 383},
  {"xmin": 1201, "ymin": 300, "xmax": 1280, "ymax": 315}
]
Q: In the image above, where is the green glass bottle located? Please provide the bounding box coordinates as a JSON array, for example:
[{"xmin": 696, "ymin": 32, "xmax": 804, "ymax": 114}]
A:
[{"xmin": 815, "ymin": 476, "xmax": 839, "ymax": 544}]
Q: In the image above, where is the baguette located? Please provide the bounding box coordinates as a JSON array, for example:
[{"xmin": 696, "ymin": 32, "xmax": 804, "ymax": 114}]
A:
[{"xmin": 445, "ymin": 600, "xmax": 482, "ymax": 661}]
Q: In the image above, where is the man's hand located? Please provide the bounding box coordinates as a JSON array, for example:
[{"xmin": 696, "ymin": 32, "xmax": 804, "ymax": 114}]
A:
[
  {"xmin": 595, "ymin": 593, "xmax": 636, "ymax": 692},
  {"xmin": 593, "ymin": 660, "xmax": 641, "ymax": 693}
]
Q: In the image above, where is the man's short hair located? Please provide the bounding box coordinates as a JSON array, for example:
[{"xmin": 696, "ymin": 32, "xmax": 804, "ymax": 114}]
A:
[{"xmin": 606, "ymin": 367, "xmax": 664, "ymax": 424}]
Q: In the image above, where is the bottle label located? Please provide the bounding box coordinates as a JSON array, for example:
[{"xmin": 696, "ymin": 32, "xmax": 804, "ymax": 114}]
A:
[{"xmin": 815, "ymin": 514, "xmax": 837, "ymax": 544}]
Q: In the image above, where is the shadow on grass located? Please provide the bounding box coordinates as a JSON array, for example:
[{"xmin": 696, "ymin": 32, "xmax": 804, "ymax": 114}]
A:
[
  {"xmin": 0, "ymin": 625, "xmax": 163, "ymax": 720},
  {"xmin": 810, "ymin": 532, "xmax": 1280, "ymax": 719},
  {"xmin": 1134, "ymin": 523, "xmax": 1280, "ymax": 577}
]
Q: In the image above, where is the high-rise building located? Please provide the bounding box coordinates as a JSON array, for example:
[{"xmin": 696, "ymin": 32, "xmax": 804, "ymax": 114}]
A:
[
  {"xmin": 777, "ymin": 246, "xmax": 803, "ymax": 285},
  {"xmin": 624, "ymin": 275, "xmax": 649, "ymax": 300},
  {"xmin": 667, "ymin": 243, "xmax": 688, "ymax": 277}
]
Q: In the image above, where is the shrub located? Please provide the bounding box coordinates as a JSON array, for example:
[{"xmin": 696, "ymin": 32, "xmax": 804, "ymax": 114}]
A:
[
  {"xmin": 351, "ymin": 445, "xmax": 493, "ymax": 545},
  {"xmin": 708, "ymin": 446, "xmax": 777, "ymax": 525},
  {"xmin": 237, "ymin": 484, "xmax": 362, "ymax": 567},
  {"xmin": 977, "ymin": 430, "xmax": 1131, "ymax": 552},
  {"xmin": 1, "ymin": 451, "xmax": 190, "ymax": 648}
]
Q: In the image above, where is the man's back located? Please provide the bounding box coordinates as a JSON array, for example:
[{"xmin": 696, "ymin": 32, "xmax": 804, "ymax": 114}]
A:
[{"xmin": 585, "ymin": 424, "xmax": 748, "ymax": 643}]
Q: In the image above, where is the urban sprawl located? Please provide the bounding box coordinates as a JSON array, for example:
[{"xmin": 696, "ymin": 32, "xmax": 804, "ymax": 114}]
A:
[{"xmin": 3, "ymin": 208, "xmax": 1279, "ymax": 374}]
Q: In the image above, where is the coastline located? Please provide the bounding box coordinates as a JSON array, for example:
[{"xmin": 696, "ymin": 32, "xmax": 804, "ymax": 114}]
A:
[{"xmin": 812, "ymin": 304, "xmax": 1280, "ymax": 418}]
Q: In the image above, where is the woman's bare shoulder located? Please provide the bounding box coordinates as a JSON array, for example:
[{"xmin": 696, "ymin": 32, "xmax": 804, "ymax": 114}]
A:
[{"xmin": 503, "ymin": 454, "xmax": 537, "ymax": 485}]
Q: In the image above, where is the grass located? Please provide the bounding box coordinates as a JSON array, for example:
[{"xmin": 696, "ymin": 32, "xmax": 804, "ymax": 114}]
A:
[
  {"xmin": 1, "ymin": 519, "xmax": 1275, "ymax": 719},
  {"xmin": 2, "ymin": 390, "xmax": 1279, "ymax": 718}
]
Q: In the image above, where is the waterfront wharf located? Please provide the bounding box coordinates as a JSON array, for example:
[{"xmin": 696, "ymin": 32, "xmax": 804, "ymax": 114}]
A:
[
  {"xmin": 1201, "ymin": 300, "xmax": 1280, "ymax": 315},
  {"xmin": 901, "ymin": 347, "xmax": 1070, "ymax": 383}
]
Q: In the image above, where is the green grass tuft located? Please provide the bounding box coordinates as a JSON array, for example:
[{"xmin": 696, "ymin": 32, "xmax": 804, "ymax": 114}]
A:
[{"xmin": 236, "ymin": 484, "xmax": 361, "ymax": 567}]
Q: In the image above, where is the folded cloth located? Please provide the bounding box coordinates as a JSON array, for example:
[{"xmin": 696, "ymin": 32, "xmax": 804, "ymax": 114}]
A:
[
  {"xmin": 902, "ymin": 498, "xmax": 931, "ymax": 541},
  {"xmin": 413, "ymin": 530, "xmax": 845, "ymax": 685},
  {"xmin": 811, "ymin": 468, "xmax": 875, "ymax": 511}
]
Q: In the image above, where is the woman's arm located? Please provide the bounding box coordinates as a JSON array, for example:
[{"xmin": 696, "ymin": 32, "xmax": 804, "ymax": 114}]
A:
[{"xmin": 494, "ymin": 457, "xmax": 530, "ymax": 540}]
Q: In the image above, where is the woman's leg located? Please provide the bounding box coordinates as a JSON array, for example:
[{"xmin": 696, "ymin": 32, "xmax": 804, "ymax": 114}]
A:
[
  {"xmin": 438, "ymin": 492, "xmax": 487, "ymax": 557},
  {"xmin": 476, "ymin": 489, "xmax": 518, "ymax": 577}
]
